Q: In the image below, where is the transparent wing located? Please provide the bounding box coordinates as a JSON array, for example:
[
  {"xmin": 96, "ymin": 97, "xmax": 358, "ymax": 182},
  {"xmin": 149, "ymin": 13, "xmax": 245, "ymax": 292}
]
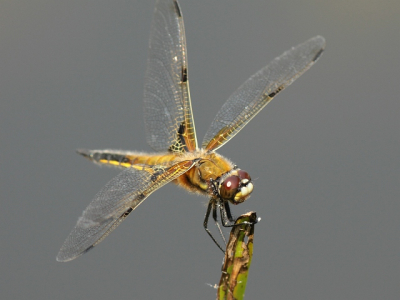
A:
[
  {"xmin": 56, "ymin": 160, "xmax": 196, "ymax": 262},
  {"xmin": 202, "ymin": 36, "xmax": 326, "ymax": 151},
  {"xmin": 143, "ymin": 0, "xmax": 197, "ymax": 153}
]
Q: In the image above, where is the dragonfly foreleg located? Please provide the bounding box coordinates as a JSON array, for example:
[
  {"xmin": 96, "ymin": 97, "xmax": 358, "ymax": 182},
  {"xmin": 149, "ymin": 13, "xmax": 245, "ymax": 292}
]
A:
[
  {"xmin": 219, "ymin": 201, "xmax": 236, "ymax": 227},
  {"xmin": 220, "ymin": 201, "xmax": 257, "ymax": 228}
]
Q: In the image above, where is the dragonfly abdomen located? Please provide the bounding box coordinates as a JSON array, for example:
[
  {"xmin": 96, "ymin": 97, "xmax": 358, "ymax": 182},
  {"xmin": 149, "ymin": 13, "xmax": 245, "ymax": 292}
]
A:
[
  {"xmin": 77, "ymin": 149, "xmax": 178, "ymax": 168},
  {"xmin": 77, "ymin": 148, "xmax": 234, "ymax": 197}
]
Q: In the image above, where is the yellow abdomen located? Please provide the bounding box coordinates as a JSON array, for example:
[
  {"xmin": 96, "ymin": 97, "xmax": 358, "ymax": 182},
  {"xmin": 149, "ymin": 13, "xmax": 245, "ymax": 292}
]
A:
[{"xmin": 79, "ymin": 149, "xmax": 233, "ymax": 197}]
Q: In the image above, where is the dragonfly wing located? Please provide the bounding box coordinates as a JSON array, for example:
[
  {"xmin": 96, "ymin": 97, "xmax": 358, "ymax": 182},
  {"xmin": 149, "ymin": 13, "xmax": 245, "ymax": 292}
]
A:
[
  {"xmin": 143, "ymin": 0, "xmax": 197, "ymax": 153},
  {"xmin": 202, "ymin": 36, "xmax": 325, "ymax": 151},
  {"xmin": 56, "ymin": 159, "xmax": 197, "ymax": 262}
]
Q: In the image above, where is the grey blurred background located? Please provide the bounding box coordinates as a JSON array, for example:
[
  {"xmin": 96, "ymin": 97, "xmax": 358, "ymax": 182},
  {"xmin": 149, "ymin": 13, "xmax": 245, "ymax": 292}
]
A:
[{"xmin": 1, "ymin": 0, "xmax": 399, "ymax": 299}]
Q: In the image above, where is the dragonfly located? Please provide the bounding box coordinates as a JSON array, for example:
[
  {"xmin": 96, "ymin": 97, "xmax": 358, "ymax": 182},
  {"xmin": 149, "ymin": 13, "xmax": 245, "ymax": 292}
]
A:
[{"xmin": 57, "ymin": 0, "xmax": 325, "ymax": 262}]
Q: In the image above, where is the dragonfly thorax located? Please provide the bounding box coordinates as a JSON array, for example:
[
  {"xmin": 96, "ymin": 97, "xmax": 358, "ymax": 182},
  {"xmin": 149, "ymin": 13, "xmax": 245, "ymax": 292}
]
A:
[{"xmin": 185, "ymin": 151, "xmax": 254, "ymax": 203}]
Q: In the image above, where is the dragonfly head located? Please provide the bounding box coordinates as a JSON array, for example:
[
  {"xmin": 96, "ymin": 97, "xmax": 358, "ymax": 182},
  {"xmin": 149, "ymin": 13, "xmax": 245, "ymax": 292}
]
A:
[{"xmin": 218, "ymin": 169, "xmax": 253, "ymax": 204}]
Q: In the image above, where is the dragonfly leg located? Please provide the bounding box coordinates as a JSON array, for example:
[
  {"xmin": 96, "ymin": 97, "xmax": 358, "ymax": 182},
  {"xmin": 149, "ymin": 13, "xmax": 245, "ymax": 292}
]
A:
[
  {"xmin": 203, "ymin": 199, "xmax": 225, "ymax": 253},
  {"xmin": 220, "ymin": 201, "xmax": 236, "ymax": 227},
  {"xmin": 213, "ymin": 202, "xmax": 227, "ymax": 245},
  {"xmin": 220, "ymin": 201, "xmax": 257, "ymax": 228}
]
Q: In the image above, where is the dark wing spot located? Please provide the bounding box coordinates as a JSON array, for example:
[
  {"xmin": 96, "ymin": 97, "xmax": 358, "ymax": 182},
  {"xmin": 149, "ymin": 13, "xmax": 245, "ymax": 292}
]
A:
[
  {"xmin": 181, "ymin": 67, "xmax": 187, "ymax": 83},
  {"xmin": 178, "ymin": 122, "xmax": 187, "ymax": 149},
  {"xmin": 268, "ymin": 85, "xmax": 284, "ymax": 98},
  {"xmin": 312, "ymin": 48, "xmax": 324, "ymax": 62},
  {"xmin": 150, "ymin": 174, "xmax": 157, "ymax": 182},
  {"xmin": 168, "ymin": 122, "xmax": 188, "ymax": 153},
  {"xmin": 123, "ymin": 207, "xmax": 133, "ymax": 217},
  {"xmin": 173, "ymin": 1, "xmax": 182, "ymax": 17},
  {"xmin": 82, "ymin": 245, "xmax": 94, "ymax": 255},
  {"xmin": 151, "ymin": 171, "xmax": 163, "ymax": 182},
  {"xmin": 178, "ymin": 122, "xmax": 185, "ymax": 135}
]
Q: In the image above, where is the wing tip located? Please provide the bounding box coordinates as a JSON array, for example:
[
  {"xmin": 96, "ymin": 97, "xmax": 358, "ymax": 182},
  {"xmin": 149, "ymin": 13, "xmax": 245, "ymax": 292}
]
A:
[
  {"xmin": 56, "ymin": 246, "xmax": 78, "ymax": 262},
  {"xmin": 56, "ymin": 245, "xmax": 94, "ymax": 262},
  {"xmin": 313, "ymin": 35, "xmax": 326, "ymax": 46},
  {"xmin": 173, "ymin": 0, "xmax": 182, "ymax": 17},
  {"xmin": 305, "ymin": 35, "xmax": 326, "ymax": 63},
  {"xmin": 56, "ymin": 252, "xmax": 73, "ymax": 263},
  {"xmin": 311, "ymin": 36, "xmax": 326, "ymax": 61}
]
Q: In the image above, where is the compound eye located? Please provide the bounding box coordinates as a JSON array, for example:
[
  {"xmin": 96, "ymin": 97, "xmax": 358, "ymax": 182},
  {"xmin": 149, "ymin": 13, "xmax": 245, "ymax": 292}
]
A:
[
  {"xmin": 220, "ymin": 175, "xmax": 240, "ymax": 200},
  {"xmin": 238, "ymin": 170, "xmax": 251, "ymax": 180}
]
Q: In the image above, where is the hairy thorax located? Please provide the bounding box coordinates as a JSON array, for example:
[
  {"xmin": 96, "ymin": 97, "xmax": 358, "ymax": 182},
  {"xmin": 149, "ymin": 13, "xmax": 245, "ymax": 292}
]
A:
[{"xmin": 173, "ymin": 150, "xmax": 234, "ymax": 196}]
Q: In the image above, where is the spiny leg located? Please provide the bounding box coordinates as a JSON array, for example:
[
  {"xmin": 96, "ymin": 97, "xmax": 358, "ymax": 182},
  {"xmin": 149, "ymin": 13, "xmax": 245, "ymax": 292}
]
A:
[
  {"xmin": 203, "ymin": 199, "xmax": 225, "ymax": 253},
  {"xmin": 213, "ymin": 201, "xmax": 227, "ymax": 246},
  {"xmin": 220, "ymin": 201, "xmax": 236, "ymax": 227}
]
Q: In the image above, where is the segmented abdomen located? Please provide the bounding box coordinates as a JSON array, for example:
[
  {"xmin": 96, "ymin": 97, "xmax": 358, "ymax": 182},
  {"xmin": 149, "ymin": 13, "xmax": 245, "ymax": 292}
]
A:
[{"xmin": 77, "ymin": 149, "xmax": 178, "ymax": 168}]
